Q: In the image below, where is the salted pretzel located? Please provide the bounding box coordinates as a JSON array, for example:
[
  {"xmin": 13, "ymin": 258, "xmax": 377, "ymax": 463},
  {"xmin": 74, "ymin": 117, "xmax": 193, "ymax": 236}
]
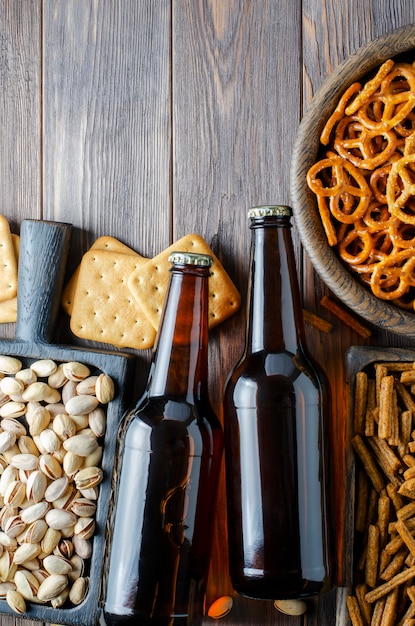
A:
[
  {"xmin": 306, "ymin": 55, "xmax": 415, "ymax": 310},
  {"xmin": 334, "ymin": 117, "xmax": 397, "ymax": 170}
]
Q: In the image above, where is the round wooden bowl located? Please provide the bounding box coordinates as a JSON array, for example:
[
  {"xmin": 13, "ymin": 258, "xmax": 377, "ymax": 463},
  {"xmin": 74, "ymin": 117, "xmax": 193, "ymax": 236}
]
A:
[{"xmin": 290, "ymin": 25, "xmax": 415, "ymax": 337}]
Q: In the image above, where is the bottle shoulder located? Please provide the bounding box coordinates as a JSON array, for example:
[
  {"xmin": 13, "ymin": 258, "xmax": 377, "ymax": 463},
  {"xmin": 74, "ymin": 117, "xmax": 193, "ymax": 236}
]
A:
[{"xmin": 224, "ymin": 350, "xmax": 328, "ymax": 405}]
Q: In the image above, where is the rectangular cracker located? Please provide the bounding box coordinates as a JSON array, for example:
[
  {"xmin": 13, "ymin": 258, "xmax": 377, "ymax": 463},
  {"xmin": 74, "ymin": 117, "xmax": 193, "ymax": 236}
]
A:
[
  {"xmin": 0, "ymin": 215, "xmax": 18, "ymax": 302},
  {"xmin": 62, "ymin": 235, "xmax": 146, "ymax": 315},
  {"xmin": 127, "ymin": 234, "xmax": 241, "ymax": 331},
  {"xmin": 70, "ymin": 249, "xmax": 156, "ymax": 349}
]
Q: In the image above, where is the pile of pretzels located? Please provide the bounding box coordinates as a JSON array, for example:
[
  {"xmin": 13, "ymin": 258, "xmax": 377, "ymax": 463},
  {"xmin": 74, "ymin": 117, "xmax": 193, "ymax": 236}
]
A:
[{"xmin": 307, "ymin": 58, "xmax": 415, "ymax": 310}]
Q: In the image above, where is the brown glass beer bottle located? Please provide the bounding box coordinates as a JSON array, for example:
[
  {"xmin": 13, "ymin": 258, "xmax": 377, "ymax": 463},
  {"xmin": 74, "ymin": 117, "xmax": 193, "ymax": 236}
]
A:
[
  {"xmin": 223, "ymin": 206, "xmax": 335, "ymax": 600},
  {"xmin": 104, "ymin": 252, "xmax": 224, "ymax": 626}
]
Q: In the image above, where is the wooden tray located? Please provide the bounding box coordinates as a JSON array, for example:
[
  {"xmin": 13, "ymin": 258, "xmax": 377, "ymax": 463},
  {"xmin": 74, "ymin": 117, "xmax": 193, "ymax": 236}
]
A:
[{"xmin": 0, "ymin": 220, "xmax": 136, "ymax": 626}]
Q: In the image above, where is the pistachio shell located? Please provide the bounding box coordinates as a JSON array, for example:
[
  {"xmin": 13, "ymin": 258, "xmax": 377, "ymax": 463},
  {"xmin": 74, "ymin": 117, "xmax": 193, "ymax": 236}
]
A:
[
  {"xmin": 4, "ymin": 480, "xmax": 26, "ymax": 507},
  {"xmin": 0, "ymin": 431, "xmax": 16, "ymax": 453},
  {"xmin": 26, "ymin": 470, "xmax": 48, "ymax": 503},
  {"xmin": 40, "ymin": 528, "xmax": 62, "ymax": 556},
  {"xmin": 63, "ymin": 434, "xmax": 98, "ymax": 457},
  {"xmin": 15, "ymin": 368, "xmax": 37, "ymax": 386},
  {"xmin": 36, "ymin": 573, "xmax": 68, "ymax": 602},
  {"xmin": 274, "ymin": 599, "xmax": 307, "ymax": 616},
  {"xmin": 62, "ymin": 361, "xmax": 90, "ymax": 382},
  {"xmin": 207, "ymin": 595, "xmax": 234, "ymax": 619},
  {"xmin": 25, "ymin": 519, "xmax": 48, "ymax": 543},
  {"xmin": 14, "ymin": 569, "xmax": 39, "ymax": 601},
  {"xmin": 74, "ymin": 466, "xmax": 103, "ymax": 490},
  {"xmin": 39, "ymin": 454, "xmax": 62, "ymax": 480},
  {"xmin": 27, "ymin": 407, "xmax": 51, "ymax": 438},
  {"xmin": 68, "ymin": 553, "xmax": 85, "ymax": 580},
  {"xmin": 0, "ymin": 581, "xmax": 16, "ymax": 598},
  {"xmin": 10, "ymin": 453, "xmax": 39, "ymax": 471},
  {"xmin": 30, "ymin": 359, "xmax": 57, "ymax": 378},
  {"xmin": 64, "ymin": 395, "xmax": 99, "ymax": 417},
  {"xmin": 0, "ymin": 531, "xmax": 17, "ymax": 550},
  {"xmin": 88, "ymin": 407, "xmax": 106, "ymax": 437},
  {"xmin": 43, "ymin": 554, "xmax": 72, "ymax": 575},
  {"xmin": 76, "ymin": 376, "xmax": 98, "ymax": 395},
  {"xmin": 13, "ymin": 542, "xmax": 41, "ymax": 564},
  {"xmin": 95, "ymin": 373, "xmax": 115, "ymax": 404},
  {"xmin": 22, "ymin": 382, "xmax": 52, "ymax": 403},
  {"xmin": 52, "ymin": 414, "xmax": 76, "ymax": 441},
  {"xmin": 6, "ymin": 588, "xmax": 26, "ymax": 614},
  {"xmin": 74, "ymin": 516, "xmax": 95, "ymax": 540},
  {"xmin": 62, "ymin": 451, "xmax": 83, "ymax": 478},
  {"xmin": 39, "ymin": 429, "xmax": 61, "ymax": 454},
  {"xmin": 4, "ymin": 515, "xmax": 26, "ymax": 539},
  {"xmin": 44, "ymin": 476, "xmax": 69, "ymax": 503},
  {"xmin": 51, "ymin": 586, "xmax": 69, "ymax": 608},
  {"xmin": 17, "ymin": 435, "xmax": 41, "ymax": 456},
  {"xmin": 69, "ymin": 575, "xmax": 89, "ymax": 605},
  {"xmin": 0, "ymin": 377, "xmax": 24, "ymax": 397},
  {"xmin": 0, "ymin": 356, "xmax": 22, "ymax": 375},
  {"xmin": 47, "ymin": 364, "xmax": 68, "ymax": 389},
  {"xmin": 45, "ymin": 508, "xmax": 77, "ymax": 530},
  {"xmin": 71, "ymin": 498, "xmax": 96, "ymax": 518},
  {"xmin": 20, "ymin": 501, "xmax": 49, "ymax": 524},
  {"xmin": 0, "ymin": 418, "xmax": 27, "ymax": 436}
]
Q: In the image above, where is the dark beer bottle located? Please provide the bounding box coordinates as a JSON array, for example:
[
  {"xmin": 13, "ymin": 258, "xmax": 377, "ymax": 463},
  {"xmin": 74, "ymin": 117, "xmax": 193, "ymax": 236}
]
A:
[
  {"xmin": 223, "ymin": 206, "xmax": 334, "ymax": 600},
  {"xmin": 104, "ymin": 251, "xmax": 224, "ymax": 626}
]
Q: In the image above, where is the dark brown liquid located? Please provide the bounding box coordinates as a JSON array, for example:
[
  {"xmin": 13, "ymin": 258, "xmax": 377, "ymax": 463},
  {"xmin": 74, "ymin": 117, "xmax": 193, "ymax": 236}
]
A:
[
  {"xmin": 104, "ymin": 397, "xmax": 223, "ymax": 625},
  {"xmin": 224, "ymin": 350, "xmax": 333, "ymax": 599}
]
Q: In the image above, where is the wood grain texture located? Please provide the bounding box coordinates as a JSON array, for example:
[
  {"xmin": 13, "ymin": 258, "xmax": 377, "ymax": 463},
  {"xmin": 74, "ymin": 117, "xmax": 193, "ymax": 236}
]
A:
[{"xmin": 0, "ymin": 1, "xmax": 414, "ymax": 625}]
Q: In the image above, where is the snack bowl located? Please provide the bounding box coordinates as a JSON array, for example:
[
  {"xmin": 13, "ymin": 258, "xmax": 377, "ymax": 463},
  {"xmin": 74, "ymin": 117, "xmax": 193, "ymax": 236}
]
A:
[
  {"xmin": 290, "ymin": 25, "xmax": 415, "ymax": 336},
  {"xmin": 343, "ymin": 345, "xmax": 415, "ymax": 622}
]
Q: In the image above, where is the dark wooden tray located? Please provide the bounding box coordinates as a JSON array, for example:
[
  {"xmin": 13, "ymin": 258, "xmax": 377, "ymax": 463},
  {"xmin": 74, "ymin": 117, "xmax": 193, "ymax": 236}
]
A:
[{"xmin": 0, "ymin": 220, "xmax": 135, "ymax": 626}]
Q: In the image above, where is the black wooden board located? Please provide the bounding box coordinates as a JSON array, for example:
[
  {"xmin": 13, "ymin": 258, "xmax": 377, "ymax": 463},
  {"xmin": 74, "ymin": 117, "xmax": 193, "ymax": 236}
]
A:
[{"xmin": 0, "ymin": 220, "xmax": 136, "ymax": 626}]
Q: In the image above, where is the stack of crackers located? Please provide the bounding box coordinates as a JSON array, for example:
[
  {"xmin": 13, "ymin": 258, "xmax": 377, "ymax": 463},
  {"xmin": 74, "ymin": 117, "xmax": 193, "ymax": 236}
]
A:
[
  {"xmin": 0, "ymin": 216, "xmax": 240, "ymax": 349},
  {"xmin": 0, "ymin": 216, "xmax": 19, "ymax": 323},
  {"xmin": 62, "ymin": 233, "xmax": 241, "ymax": 350}
]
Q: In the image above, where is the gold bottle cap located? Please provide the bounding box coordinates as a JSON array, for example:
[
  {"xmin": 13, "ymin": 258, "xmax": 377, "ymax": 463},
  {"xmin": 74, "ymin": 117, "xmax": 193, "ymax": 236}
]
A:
[
  {"xmin": 168, "ymin": 251, "xmax": 213, "ymax": 267},
  {"xmin": 247, "ymin": 205, "xmax": 292, "ymax": 218}
]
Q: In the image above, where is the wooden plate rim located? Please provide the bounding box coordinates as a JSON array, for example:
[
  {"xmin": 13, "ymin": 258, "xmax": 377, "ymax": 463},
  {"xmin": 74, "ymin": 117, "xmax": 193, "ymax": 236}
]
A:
[{"xmin": 290, "ymin": 25, "xmax": 415, "ymax": 336}]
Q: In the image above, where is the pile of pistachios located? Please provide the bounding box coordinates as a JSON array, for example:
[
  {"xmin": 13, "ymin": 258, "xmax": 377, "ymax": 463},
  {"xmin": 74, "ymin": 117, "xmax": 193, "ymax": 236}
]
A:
[{"xmin": 0, "ymin": 355, "xmax": 114, "ymax": 615}]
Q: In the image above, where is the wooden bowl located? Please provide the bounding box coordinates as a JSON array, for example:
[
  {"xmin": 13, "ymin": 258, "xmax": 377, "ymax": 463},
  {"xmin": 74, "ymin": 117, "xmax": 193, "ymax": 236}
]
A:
[{"xmin": 290, "ymin": 25, "xmax": 415, "ymax": 337}]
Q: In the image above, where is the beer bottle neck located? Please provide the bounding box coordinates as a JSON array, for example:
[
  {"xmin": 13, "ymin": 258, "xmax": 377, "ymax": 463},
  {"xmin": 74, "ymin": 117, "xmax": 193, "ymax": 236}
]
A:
[
  {"xmin": 148, "ymin": 266, "xmax": 209, "ymax": 401},
  {"xmin": 246, "ymin": 217, "xmax": 305, "ymax": 354}
]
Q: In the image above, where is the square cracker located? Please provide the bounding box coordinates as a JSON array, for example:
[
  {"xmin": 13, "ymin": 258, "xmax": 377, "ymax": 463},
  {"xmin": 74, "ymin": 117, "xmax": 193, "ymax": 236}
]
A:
[
  {"xmin": 0, "ymin": 215, "xmax": 18, "ymax": 303},
  {"xmin": 0, "ymin": 233, "xmax": 20, "ymax": 323},
  {"xmin": 70, "ymin": 249, "xmax": 156, "ymax": 350},
  {"xmin": 127, "ymin": 234, "xmax": 241, "ymax": 331},
  {"xmin": 62, "ymin": 236, "xmax": 146, "ymax": 315}
]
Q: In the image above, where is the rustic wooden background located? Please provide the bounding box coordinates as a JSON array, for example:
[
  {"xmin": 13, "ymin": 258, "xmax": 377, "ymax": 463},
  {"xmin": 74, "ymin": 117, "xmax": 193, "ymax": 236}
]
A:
[{"xmin": 1, "ymin": 1, "xmax": 415, "ymax": 625}]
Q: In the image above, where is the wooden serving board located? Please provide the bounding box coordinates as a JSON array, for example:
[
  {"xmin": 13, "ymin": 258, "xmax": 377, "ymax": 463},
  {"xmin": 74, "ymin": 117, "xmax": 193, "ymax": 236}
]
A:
[{"xmin": 0, "ymin": 220, "xmax": 135, "ymax": 626}]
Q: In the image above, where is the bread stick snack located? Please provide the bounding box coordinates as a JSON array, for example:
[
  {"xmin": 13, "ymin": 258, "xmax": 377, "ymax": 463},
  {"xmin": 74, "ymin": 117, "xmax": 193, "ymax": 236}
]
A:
[{"xmin": 348, "ymin": 359, "xmax": 415, "ymax": 624}]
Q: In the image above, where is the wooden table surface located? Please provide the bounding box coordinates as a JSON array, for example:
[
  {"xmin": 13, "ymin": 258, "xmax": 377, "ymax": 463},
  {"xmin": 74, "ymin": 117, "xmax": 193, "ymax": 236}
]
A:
[{"xmin": 1, "ymin": 1, "xmax": 415, "ymax": 625}]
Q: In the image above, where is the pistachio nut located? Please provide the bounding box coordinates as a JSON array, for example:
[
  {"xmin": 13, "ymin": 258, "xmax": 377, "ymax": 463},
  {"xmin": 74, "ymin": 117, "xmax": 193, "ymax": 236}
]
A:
[
  {"xmin": 36, "ymin": 573, "xmax": 68, "ymax": 602},
  {"xmin": 63, "ymin": 434, "xmax": 99, "ymax": 458},
  {"xmin": 6, "ymin": 588, "xmax": 26, "ymax": 614},
  {"xmin": 0, "ymin": 356, "xmax": 22, "ymax": 375},
  {"xmin": 43, "ymin": 554, "xmax": 73, "ymax": 576},
  {"xmin": 74, "ymin": 466, "xmax": 103, "ymax": 490},
  {"xmin": 45, "ymin": 509, "xmax": 77, "ymax": 531},
  {"xmin": 26, "ymin": 470, "xmax": 48, "ymax": 503},
  {"xmin": 62, "ymin": 362, "xmax": 90, "ymax": 382},
  {"xmin": 69, "ymin": 575, "xmax": 89, "ymax": 605},
  {"xmin": 44, "ymin": 476, "xmax": 69, "ymax": 503},
  {"xmin": 95, "ymin": 373, "xmax": 115, "ymax": 404},
  {"xmin": 30, "ymin": 359, "xmax": 57, "ymax": 378},
  {"xmin": 64, "ymin": 395, "xmax": 99, "ymax": 417}
]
